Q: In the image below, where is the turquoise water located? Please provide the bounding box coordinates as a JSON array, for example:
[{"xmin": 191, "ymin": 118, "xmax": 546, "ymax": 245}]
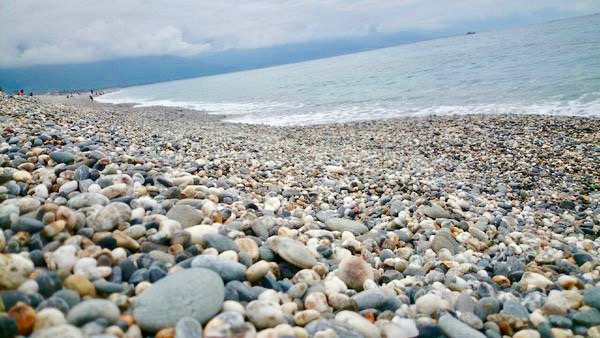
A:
[{"xmin": 98, "ymin": 15, "xmax": 600, "ymax": 126}]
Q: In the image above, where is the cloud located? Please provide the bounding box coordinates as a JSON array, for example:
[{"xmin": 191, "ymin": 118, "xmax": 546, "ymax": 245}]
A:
[{"xmin": 1, "ymin": 0, "xmax": 598, "ymax": 68}]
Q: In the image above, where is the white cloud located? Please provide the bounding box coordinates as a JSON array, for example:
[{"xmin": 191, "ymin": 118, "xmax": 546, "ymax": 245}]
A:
[{"xmin": 0, "ymin": 0, "xmax": 598, "ymax": 67}]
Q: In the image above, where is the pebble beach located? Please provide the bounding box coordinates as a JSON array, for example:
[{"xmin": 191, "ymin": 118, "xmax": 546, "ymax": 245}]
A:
[{"xmin": 0, "ymin": 93, "xmax": 599, "ymax": 338}]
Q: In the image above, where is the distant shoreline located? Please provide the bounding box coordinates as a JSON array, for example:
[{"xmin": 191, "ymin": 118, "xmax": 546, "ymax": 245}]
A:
[{"xmin": 51, "ymin": 92, "xmax": 600, "ymax": 127}]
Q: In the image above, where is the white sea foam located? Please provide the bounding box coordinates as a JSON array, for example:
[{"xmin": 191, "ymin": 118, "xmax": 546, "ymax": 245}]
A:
[
  {"xmin": 98, "ymin": 93, "xmax": 600, "ymax": 126},
  {"xmin": 96, "ymin": 94, "xmax": 303, "ymax": 116},
  {"xmin": 223, "ymin": 99, "xmax": 600, "ymax": 126}
]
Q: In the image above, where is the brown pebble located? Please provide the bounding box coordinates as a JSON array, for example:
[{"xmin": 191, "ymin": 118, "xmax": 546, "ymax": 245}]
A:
[
  {"xmin": 362, "ymin": 309, "xmax": 377, "ymax": 323},
  {"xmin": 337, "ymin": 255, "xmax": 373, "ymax": 290},
  {"xmin": 8, "ymin": 302, "xmax": 36, "ymax": 335},
  {"xmin": 118, "ymin": 313, "xmax": 136, "ymax": 327},
  {"xmin": 312, "ymin": 263, "xmax": 328, "ymax": 278},
  {"xmin": 497, "ymin": 320, "xmax": 512, "ymax": 336},
  {"xmin": 236, "ymin": 238, "xmax": 259, "ymax": 261},
  {"xmin": 492, "ymin": 275, "xmax": 511, "ymax": 287},
  {"xmin": 543, "ymin": 302, "xmax": 568, "ymax": 316},
  {"xmin": 64, "ymin": 274, "xmax": 96, "ymax": 297},
  {"xmin": 56, "ymin": 206, "xmax": 77, "ymax": 229},
  {"xmin": 168, "ymin": 244, "xmax": 184, "ymax": 255},
  {"xmin": 31, "ymin": 147, "xmax": 43, "ymax": 156},
  {"xmin": 211, "ymin": 212, "xmax": 223, "ymax": 223},
  {"xmin": 156, "ymin": 327, "xmax": 175, "ymax": 338}
]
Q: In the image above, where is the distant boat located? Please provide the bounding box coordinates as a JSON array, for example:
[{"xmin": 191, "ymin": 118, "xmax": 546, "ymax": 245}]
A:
[{"xmin": 466, "ymin": 31, "xmax": 476, "ymax": 35}]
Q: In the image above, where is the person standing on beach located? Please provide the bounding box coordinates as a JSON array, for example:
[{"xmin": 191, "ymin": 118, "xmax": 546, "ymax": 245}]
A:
[{"xmin": 89, "ymin": 94, "xmax": 94, "ymax": 102}]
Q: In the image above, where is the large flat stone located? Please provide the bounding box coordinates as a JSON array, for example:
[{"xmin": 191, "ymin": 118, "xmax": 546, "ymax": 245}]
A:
[{"xmin": 133, "ymin": 268, "xmax": 224, "ymax": 332}]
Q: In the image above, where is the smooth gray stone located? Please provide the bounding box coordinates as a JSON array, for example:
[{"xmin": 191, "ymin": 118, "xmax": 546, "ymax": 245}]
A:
[
  {"xmin": 0, "ymin": 204, "xmax": 19, "ymax": 229},
  {"xmin": 573, "ymin": 308, "xmax": 600, "ymax": 326},
  {"xmin": 324, "ymin": 218, "xmax": 368, "ymax": 235},
  {"xmin": 202, "ymin": 234, "xmax": 239, "ymax": 253},
  {"xmin": 584, "ymin": 287, "xmax": 600, "ymax": 309},
  {"xmin": 500, "ymin": 300, "xmax": 529, "ymax": 319},
  {"xmin": 148, "ymin": 250, "xmax": 176, "ymax": 266},
  {"xmin": 251, "ymin": 217, "xmax": 273, "ymax": 239},
  {"xmin": 438, "ymin": 314, "xmax": 486, "ymax": 338},
  {"xmin": 304, "ymin": 319, "xmax": 365, "ymax": 338},
  {"xmin": 67, "ymin": 193, "xmax": 109, "ymax": 209},
  {"xmin": 93, "ymin": 280, "xmax": 124, "ymax": 294},
  {"xmin": 389, "ymin": 200, "xmax": 404, "ymax": 216},
  {"xmin": 81, "ymin": 319, "xmax": 107, "ymax": 336},
  {"xmin": 548, "ymin": 315, "xmax": 573, "ymax": 329},
  {"xmin": 474, "ymin": 297, "xmax": 500, "ymax": 320},
  {"xmin": 175, "ymin": 317, "xmax": 202, "ymax": 338},
  {"xmin": 67, "ymin": 299, "xmax": 120, "ymax": 326},
  {"xmin": 431, "ymin": 228, "xmax": 458, "ymax": 254},
  {"xmin": 352, "ymin": 289, "xmax": 386, "ymax": 310},
  {"xmin": 468, "ymin": 227, "xmax": 489, "ymax": 242},
  {"xmin": 190, "ymin": 255, "xmax": 246, "ymax": 282},
  {"xmin": 420, "ymin": 203, "xmax": 451, "ymax": 219},
  {"xmin": 12, "ymin": 216, "xmax": 44, "ymax": 233},
  {"xmin": 133, "ymin": 268, "xmax": 224, "ymax": 332},
  {"xmin": 204, "ymin": 311, "xmax": 246, "ymax": 336},
  {"xmin": 166, "ymin": 204, "xmax": 202, "ymax": 228},
  {"xmin": 316, "ymin": 210, "xmax": 338, "ymax": 222},
  {"xmin": 455, "ymin": 291, "xmax": 475, "ymax": 313},
  {"xmin": 91, "ymin": 202, "xmax": 131, "ymax": 231},
  {"xmin": 50, "ymin": 151, "xmax": 75, "ymax": 164},
  {"xmin": 268, "ymin": 236, "xmax": 318, "ymax": 268},
  {"xmin": 53, "ymin": 289, "xmax": 81, "ymax": 308}
]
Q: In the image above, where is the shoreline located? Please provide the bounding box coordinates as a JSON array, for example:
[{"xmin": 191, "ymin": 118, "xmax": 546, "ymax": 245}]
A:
[
  {"xmin": 41, "ymin": 91, "xmax": 600, "ymax": 127},
  {"xmin": 1, "ymin": 93, "xmax": 599, "ymax": 337}
]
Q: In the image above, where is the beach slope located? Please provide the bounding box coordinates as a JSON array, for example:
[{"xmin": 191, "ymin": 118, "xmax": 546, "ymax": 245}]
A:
[{"xmin": 0, "ymin": 94, "xmax": 599, "ymax": 337}]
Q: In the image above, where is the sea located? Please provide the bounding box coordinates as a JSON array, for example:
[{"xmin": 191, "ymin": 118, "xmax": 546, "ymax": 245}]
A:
[{"xmin": 98, "ymin": 15, "xmax": 600, "ymax": 126}]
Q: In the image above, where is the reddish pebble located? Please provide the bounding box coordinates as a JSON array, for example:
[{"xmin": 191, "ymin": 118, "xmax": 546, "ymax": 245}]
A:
[
  {"xmin": 8, "ymin": 302, "xmax": 36, "ymax": 335},
  {"xmin": 156, "ymin": 327, "xmax": 175, "ymax": 338}
]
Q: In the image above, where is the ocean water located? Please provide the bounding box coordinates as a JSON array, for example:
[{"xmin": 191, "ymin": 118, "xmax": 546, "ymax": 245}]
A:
[{"xmin": 98, "ymin": 15, "xmax": 600, "ymax": 126}]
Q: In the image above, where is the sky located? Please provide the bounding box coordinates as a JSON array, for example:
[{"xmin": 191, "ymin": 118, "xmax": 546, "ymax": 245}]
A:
[{"xmin": 1, "ymin": 0, "xmax": 600, "ymax": 69}]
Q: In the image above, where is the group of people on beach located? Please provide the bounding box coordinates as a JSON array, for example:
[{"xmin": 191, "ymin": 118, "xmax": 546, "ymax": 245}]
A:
[
  {"xmin": 17, "ymin": 89, "xmax": 33, "ymax": 96},
  {"xmin": 64, "ymin": 89, "xmax": 105, "ymax": 102},
  {"xmin": 0, "ymin": 87, "xmax": 105, "ymax": 101},
  {"xmin": 0, "ymin": 88, "xmax": 33, "ymax": 97}
]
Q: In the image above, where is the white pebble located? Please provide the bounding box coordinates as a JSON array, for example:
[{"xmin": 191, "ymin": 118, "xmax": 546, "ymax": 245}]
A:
[
  {"xmin": 88, "ymin": 183, "xmax": 101, "ymax": 193},
  {"xmin": 416, "ymin": 293, "xmax": 441, "ymax": 315},
  {"xmin": 222, "ymin": 300, "xmax": 246, "ymax": 315},
  {"xmin": 34, "ymin": 308, "xmax": 67, "ymax": 330},
  {"xmin": 17, "ymin": 279, "xmax": 39, "ymax": 294},
  {"xmin": 58, "ymin": 181, "xmax": 78, "ymax": 194}
]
